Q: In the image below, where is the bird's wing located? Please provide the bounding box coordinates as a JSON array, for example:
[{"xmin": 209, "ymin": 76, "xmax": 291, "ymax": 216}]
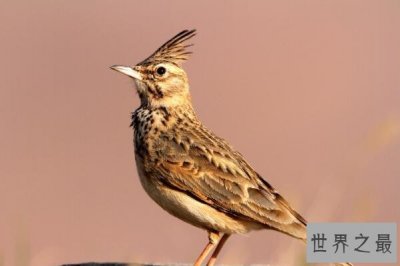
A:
[{"xmin": 150, "ymin": 125, "xmax": 307, "ymax": 238}]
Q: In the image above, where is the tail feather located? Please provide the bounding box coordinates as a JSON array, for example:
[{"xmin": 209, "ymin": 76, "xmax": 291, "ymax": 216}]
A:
[
  {"xmin": 257, "ymin": 175, "xmax": 354, "ymax": 266},
  {"xmin": 279, "ymin": 219, "xmax": 354, "ymax": 266}
]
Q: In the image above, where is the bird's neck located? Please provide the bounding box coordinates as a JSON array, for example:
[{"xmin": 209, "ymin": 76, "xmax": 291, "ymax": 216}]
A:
[
  {"xmin": 140, "ymin": 92, "xmax": 195, "ymax": 114},
  {"xmin": 141, "ymin": 102, "xmax": 196, "ymax": 120},
  {"xmin": 133, "ymin": 99, "xmax": 198, "ymax": 128}
]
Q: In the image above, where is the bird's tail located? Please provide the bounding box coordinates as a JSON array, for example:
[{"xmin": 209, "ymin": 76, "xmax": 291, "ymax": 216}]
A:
[
  {"xmin": 270, "ymin": 210, "xmax": 354, "ymax": 266},
  {"xmin": 297, "ymin": 226, "xmax": 353, "ymax": 266},
  {"xmin": 256, "ymin": 176, "xmax": 354, "ymax": 266}
]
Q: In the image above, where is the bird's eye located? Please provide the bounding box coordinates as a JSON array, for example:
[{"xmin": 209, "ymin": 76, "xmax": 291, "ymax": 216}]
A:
[{"xmin": 156, "ymin": 66, "xmax": 166, "ymax": 76}]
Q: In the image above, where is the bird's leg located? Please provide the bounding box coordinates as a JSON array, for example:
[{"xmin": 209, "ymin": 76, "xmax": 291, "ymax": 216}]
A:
[
  {"xmin": 194, "ymin": 231, "xmax": 222, "ymax": 266},
  {"xmin": 206, "ymin": 234, "xmax": 230, "ymax": 266}
]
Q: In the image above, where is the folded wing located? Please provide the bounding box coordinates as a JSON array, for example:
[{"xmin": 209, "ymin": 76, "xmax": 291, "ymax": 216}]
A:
[{"xmin": 149, "ymin": 124, "xmax": 307, "ymax": 239}]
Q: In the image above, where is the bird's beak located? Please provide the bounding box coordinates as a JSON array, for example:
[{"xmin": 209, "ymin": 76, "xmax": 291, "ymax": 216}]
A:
[{"xmin": 110, "ymin": 65, "xmax": 142, "ymax": 81}]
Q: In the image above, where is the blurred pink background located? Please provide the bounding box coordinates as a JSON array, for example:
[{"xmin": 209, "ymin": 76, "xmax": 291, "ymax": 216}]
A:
[{"xmin": 0, "ymin": 1, "xmax": 399, "ymax": 266}]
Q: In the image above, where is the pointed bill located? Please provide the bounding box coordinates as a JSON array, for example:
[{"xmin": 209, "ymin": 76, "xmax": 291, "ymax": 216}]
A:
[{"xmin": 110, "ymin": 65, "xmax": 142, "ymax": 80}]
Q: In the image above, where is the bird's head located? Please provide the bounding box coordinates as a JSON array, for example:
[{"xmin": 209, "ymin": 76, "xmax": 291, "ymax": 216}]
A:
[{"xmin": 111, "ymin": 29, "xmax": 196, "ymax": 108}]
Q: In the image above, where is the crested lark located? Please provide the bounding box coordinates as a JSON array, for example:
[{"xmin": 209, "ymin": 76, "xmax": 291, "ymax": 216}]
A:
[{"xmin": 111, "ymin": 30, "xmax": 352, "ymax": 266}]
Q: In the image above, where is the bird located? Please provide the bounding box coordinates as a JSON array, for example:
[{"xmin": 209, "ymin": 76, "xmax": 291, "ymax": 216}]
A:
[{"xmin": 110, "ymin": 29, "xmax": 352, "ymax": 266}]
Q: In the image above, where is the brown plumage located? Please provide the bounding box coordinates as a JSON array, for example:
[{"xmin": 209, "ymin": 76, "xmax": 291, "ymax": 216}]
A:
[
  {"xmin": 139, "ymin": 29, "xmax": 196, "ymax": 66},
  {"xmin": 111, "ymin": 29, "xmax": 352, "ymax": 266}
]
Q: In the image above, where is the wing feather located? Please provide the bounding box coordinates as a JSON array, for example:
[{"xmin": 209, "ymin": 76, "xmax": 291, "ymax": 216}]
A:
[{"xmin": 149, "ymin": 124, "xmax": 307, "ymax": 238}]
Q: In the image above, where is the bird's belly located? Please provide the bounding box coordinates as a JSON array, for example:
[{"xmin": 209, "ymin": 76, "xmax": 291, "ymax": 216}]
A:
[{"xmin": 135, "ymin": 157, "xmax": 262, "ymax": 234}]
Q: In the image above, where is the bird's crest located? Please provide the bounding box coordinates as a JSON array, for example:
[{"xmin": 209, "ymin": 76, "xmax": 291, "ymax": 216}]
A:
[{"xmin": 138, "ymin": 29, "xmax": 196, "ymax": 66}]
